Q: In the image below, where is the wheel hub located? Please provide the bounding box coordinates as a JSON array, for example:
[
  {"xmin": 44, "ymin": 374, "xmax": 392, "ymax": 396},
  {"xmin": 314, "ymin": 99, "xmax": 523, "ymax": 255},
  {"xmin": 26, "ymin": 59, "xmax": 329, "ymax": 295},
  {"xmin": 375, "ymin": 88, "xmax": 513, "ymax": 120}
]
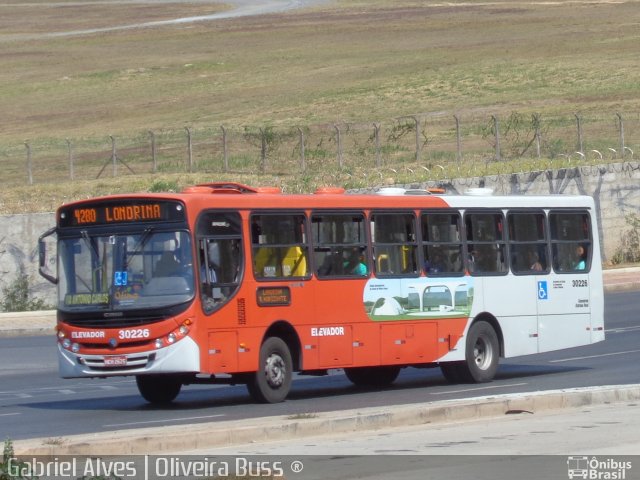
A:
[
  {"xmin": 474, "ymin": 335, "xmax": 494, "ymax": 370},
  {"xmin": 264, "ymin": 353, "xmax": 285, "ymax": 387}
]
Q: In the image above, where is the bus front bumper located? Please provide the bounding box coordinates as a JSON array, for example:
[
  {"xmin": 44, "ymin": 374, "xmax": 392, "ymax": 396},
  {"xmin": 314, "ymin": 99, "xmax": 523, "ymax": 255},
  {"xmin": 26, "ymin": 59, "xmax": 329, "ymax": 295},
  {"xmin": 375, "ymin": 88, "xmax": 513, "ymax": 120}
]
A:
[{"xmin": 58, "ymin": 336, "xmax": 201, "ymax": 378}]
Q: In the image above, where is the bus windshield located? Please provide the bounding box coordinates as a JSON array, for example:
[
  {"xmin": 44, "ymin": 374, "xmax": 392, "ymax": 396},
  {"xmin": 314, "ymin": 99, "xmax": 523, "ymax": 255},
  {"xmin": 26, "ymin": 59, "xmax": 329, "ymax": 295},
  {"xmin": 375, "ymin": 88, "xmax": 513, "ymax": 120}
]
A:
[{"xmin": 58, "ymin": 230, "xmax": 194, "ymax": 311}]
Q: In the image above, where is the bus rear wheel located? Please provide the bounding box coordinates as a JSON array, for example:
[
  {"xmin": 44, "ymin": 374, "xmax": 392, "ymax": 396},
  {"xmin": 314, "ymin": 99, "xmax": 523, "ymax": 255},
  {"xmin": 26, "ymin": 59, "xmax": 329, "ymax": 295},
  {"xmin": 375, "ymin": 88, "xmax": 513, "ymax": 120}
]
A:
[
  {"xmin": 136, "ymin": 375, "xmax": 182, "ymax": 404},
  {"xmin": 441, "ymin": 321, "xmax": 499, "ymax": 384},
  {"xmin": 345, "ymin": 366, "xmax": 401, "ymax": 387},
  {"xmin": 246, "ymin": 337, "xmax": 293, "ymax": 404}
]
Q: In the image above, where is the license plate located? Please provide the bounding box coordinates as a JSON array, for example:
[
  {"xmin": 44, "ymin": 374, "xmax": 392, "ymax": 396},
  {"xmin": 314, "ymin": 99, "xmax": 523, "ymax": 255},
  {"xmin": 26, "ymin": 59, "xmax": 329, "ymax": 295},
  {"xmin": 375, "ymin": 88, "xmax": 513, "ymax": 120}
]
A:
[{"xmin": 104, "ymin": 355, "xmax": 127, "ymax": 367}]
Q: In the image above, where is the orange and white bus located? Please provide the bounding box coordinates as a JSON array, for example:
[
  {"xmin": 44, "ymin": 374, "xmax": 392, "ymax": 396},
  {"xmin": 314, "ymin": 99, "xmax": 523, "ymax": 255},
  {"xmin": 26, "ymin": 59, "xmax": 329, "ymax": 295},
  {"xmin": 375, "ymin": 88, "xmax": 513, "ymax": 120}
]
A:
[{"xmin": 39, "ymin": 183, "xmax": 604, "ymax": 404}]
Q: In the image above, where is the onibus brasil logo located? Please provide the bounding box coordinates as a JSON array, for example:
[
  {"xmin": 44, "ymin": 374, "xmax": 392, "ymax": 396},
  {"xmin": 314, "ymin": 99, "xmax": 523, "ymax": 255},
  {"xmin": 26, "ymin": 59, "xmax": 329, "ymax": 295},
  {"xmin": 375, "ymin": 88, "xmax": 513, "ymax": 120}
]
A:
[{"xmin": 567, "ymin": 456, "xmax": 632, "ymax": 479}]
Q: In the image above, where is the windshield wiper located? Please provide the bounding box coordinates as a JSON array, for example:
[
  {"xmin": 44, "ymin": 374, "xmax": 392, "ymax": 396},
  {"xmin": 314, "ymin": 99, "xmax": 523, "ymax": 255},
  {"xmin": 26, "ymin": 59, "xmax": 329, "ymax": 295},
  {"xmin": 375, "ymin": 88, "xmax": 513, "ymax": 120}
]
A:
[
  {"xmin": 124, "ymin": 226, "xmax": 155, "ymax": 270},
  {"xmin": 80, "ymin": 230, "xmax": 100, "ymax": 259}
]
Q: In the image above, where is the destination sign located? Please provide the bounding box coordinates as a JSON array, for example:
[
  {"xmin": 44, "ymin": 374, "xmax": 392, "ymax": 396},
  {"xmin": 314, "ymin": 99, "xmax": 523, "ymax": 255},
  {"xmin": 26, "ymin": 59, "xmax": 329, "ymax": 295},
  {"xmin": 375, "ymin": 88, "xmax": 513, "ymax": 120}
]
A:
[{"xmin": 59, "ymin": 200, "xmax": 186, "ymax": 227}]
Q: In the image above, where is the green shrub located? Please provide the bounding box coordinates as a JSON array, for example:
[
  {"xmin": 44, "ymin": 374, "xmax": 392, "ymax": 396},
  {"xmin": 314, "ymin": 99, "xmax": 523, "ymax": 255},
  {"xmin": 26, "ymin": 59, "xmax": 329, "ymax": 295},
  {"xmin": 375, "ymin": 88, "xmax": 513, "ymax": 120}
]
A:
[
  {"xmin": 1, "ymin": 271, "xmax": 49, "ymax": 313},
  {"xmin": 612, "ymin": 214, "xmax": 640, "ymax": 264},
  {"xmin": 0, "ymin": 439, "xmax": 36, "ymax": 480}
]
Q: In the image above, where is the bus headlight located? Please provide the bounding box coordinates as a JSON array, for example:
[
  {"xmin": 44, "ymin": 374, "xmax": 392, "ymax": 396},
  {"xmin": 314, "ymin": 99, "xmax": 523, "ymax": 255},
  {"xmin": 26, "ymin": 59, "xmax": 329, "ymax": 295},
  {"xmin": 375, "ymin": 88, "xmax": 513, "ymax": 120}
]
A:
[
  {"xmin": 167, "ymin": 333, "xmax": 176, "ymax": 344},
  {"xmin": 62, "ymin": 338, "xmax": 71, "ymax": 349},
  {"xmin": 154, "ymin": 339, "xmax": 163, "ymax": 349},
  {"xmin": 71, "ymin": 343, "xmax": 80, "ymax": 353}
]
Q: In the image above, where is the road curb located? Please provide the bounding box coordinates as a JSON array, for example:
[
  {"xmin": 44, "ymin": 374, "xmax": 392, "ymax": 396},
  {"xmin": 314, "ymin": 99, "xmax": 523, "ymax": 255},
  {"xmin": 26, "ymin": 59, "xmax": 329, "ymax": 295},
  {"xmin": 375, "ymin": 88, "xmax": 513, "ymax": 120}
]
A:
[
  {"xmin": 0, "ymin": 310, "xmax": 55, "ymax": 337},
  {"xmin": 14, "ymin": 384, "xmax": 640, "ymax": 456}
]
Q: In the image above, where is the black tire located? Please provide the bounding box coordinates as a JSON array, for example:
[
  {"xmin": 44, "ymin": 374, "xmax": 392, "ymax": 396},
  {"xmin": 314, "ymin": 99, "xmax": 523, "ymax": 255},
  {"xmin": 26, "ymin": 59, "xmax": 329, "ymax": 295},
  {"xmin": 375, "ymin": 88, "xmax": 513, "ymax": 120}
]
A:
[
  {"xmin": 136, "ymin": 375, "xmax": 182, "ymax": 404},
  {"xmin": 458, "ymin": 320, "xmax": 500, "ymax": 383},
  {"xmin": 246, "ymin": 337, "xmax": 293, "ymax": 403},
  {"xmin": 345, "ymin": 366, "xmax": 401, "ymax": 387}
]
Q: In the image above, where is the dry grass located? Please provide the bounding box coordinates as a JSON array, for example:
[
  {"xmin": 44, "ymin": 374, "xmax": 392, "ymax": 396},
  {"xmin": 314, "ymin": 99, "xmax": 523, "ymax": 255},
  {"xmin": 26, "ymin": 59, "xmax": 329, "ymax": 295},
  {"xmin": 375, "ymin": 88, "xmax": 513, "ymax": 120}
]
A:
[{"xmin": 1, "ymin": 0, "xmax": 639, "ymax": 212}]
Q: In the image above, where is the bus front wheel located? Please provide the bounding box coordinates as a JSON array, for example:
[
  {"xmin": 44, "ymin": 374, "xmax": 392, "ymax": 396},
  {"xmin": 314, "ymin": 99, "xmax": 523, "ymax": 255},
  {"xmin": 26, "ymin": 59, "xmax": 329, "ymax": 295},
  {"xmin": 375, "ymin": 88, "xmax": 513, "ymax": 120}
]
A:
[
  {"xmin": 345, "ymin": 366, "xmax": 401, "ymax": 387},
  {"xmin": 246, "ymin": 337, "xmax": 293, "ymax": 403},
  {"xmin": 136, "ymin": 375, "xmax": 182, "ymax": 404}
]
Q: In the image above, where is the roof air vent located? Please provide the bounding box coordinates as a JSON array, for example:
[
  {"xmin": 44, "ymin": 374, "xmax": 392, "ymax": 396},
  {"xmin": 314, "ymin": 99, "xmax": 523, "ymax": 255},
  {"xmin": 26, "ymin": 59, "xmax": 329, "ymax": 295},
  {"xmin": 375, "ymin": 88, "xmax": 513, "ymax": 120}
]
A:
[
  {"xmin": 314, "ymin": 187, "xmax": 345, "ymax": 194},
  {"xmin": 464, "ymin": 188, "xmax": 494, "ymax": 196},
  {"xmin": 376, "ymin": 187, "xmax": 406, "ymax": 196}
]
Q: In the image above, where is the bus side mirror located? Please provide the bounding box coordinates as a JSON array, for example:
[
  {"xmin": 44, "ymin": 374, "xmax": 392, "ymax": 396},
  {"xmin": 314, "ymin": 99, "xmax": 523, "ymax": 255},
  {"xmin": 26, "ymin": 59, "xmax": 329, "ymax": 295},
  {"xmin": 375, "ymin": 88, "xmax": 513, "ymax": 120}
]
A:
[{"xmin": 38, "ymin": 226, "xmax": 58, "ymax": 284}]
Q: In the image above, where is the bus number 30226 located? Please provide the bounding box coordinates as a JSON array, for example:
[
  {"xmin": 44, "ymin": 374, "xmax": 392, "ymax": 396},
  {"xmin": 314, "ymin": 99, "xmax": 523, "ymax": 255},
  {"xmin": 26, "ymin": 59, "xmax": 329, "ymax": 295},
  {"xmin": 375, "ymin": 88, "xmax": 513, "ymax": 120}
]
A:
[{"xmin": 119, "ymin": 329, "xmax": 150, "ymax": 339}]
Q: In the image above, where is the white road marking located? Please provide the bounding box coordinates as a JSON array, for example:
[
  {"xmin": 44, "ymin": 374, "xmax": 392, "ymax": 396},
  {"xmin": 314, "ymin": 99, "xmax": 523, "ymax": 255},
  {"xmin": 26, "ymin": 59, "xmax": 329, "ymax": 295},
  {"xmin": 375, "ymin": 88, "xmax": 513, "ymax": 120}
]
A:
[
  {"xmin": 606, "ymin": 326, "xmax": 640, "ymax": 334},
  {"xmin": 104, "ymin": 414, "xmax": 225, "ymax": 428},
  {"xmin": 430, "ymin": 382, "xmax": 528, "ymax": 395},
  {"xmin": 549, "ymin": 349, "xmax": 640, "ymax": 363}
]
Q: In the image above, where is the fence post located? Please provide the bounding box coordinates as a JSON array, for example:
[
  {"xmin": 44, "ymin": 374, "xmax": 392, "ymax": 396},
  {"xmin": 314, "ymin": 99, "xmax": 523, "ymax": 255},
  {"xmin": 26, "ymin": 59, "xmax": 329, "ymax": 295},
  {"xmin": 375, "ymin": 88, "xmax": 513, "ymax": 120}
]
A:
[
  {"xmin": 185, "ymin": 127, "xmax": 193, "ymax": 173},
  {"xmin": 66, "ymin": 139, "xmax": 74, "ymax": 180},
  {"xmin": 297, "ymin": 127, "xmax": 306, "ymax": 172},
  {"xmin": 454, "ymin": 115, "xmax": 462, "ymax": 162},
  {"xmin": 25, "ymin": 142, "xmax": 33, "ymax": 185},
  {"xmin": 373, "ymin": 123, "xmax": 381, "ymax": 168},
  {"xmin": 575, "ymin": 113, "xmax": 584, "ymax": 154},
  {"xmin": 492, "ymin": 115, "xmax": 501, "ymax": 161},
  {"xmin": 334, "ymin": 124, "xmax": 343, "ymax": 168},
  {"xmin": 221, "ymin": 125, "xmax": 229, "ymax": 172},
  {"xmin": 110, "ymin": 135, "xmax": 117, "ymax": 176},
  {"xmin": 260, "ymin": 128, "xmax": 267, "ymax": 172},
  {"xmin": 149, "ymin": 131, "xmax": 157, "ymax": 173},
  {"xmin": 412, "ymin": 116, "xmax": 421, "ymax": 163},
  {"xmin": 533, "ymin": 114, "xmax": 542, "ymax": 159},
  {"xmin": 616, "ymin": 113, "xmax": 625, "ymax": 159}
]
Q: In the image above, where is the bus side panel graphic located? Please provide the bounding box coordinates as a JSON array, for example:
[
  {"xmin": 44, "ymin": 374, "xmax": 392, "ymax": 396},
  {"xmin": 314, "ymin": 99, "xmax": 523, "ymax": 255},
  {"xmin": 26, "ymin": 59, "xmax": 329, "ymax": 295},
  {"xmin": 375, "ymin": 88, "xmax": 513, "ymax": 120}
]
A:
[{"xmin": 364, "ymin": 276, "xmax": 475, "ymax": 322}]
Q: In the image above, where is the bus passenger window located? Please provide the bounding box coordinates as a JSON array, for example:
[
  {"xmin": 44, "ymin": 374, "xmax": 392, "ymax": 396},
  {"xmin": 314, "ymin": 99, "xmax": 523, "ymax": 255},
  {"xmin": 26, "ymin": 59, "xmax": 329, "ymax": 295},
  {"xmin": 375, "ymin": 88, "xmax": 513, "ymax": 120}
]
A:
[
  {"xmin": 549, "ymin": 212, "xmax": 591, "ymax": 273},
  {"xmin": 371, "ymin": 212, "xmax": 418, "ymax": 277},
  {"xmin": 421, "ymin": 212, "xmax": 463, "ymax": 276},
  {"xmin": 508, "ymin": 211, "xmax": 548, "ymax": 275},
  {"xmin": 312, "ymin": 213, "xmax": 368, "ymax": 278},
  {"xmin": 465, "ymin": 212, "xmax": 507, "ymax": 275},
  {"xmin": 252, "ymin": 214, "xmax": 309, "ymax": 280}
]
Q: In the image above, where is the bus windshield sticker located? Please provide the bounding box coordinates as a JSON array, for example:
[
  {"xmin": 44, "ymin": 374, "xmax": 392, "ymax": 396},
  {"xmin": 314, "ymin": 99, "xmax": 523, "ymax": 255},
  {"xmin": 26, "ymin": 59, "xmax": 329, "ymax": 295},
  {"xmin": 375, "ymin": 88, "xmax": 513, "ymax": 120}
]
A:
[{"xmin": 114, "ymin": 271, "xmax": 128, "ymax": 286}]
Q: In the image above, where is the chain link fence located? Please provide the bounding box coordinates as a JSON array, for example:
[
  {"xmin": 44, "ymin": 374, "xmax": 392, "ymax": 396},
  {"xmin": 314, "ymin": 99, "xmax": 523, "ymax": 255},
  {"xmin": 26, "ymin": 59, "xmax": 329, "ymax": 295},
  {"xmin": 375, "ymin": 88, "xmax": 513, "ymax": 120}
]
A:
[{"xmin": 3, "ymin": 111, "xmax": 637, "ymax": 187}]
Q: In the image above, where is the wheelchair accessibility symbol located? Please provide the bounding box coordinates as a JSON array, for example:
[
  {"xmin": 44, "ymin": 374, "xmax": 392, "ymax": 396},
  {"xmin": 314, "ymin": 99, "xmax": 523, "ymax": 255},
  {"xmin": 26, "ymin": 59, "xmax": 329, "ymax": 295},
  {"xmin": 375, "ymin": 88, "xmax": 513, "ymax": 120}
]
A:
[{"xmin": 538, "ymin": 281, "xmax": 548, "ymax": 300}]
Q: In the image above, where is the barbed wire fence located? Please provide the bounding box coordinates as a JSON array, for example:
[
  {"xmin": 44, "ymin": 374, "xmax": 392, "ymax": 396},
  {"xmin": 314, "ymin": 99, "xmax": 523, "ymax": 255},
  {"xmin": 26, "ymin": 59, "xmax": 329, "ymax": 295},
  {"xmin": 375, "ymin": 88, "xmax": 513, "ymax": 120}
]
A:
[{"xmin": 4, "ymin": 111, "xmax": 637, "ymax": 189}]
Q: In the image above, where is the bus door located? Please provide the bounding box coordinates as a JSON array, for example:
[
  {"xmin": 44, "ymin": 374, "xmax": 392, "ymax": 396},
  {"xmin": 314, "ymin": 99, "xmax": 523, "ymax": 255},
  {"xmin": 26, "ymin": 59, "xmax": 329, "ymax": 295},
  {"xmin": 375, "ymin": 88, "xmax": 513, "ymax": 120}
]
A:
[
  {"xmin": 537, "ymin": 212, "xmax": 593, "ymax": 352},
  {"xmin": 195, "ymin": 211, "xmax": 244, "ymax": 372},
  {"xmin": 499, "ymin": 211, "xmax": 549, "ymax": 357}
]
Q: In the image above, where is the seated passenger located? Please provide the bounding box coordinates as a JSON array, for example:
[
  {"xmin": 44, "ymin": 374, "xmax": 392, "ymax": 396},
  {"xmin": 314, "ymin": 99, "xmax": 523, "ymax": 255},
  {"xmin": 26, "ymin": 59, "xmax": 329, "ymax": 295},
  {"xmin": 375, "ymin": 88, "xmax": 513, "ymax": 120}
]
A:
[
  {"xmin": 343, "ymin": 248, "xmax": 367, "ymax": 276},
  {"xmin": 574, "ymin": 245, "xmax": 587, "ymax": 270},
  {"xmin": 528, "ymin": 251, "xmax": 543, "ymax": 271},
  {"xmin": 424, "ymin": 252, "xmax": 446, "ymax": 274}
]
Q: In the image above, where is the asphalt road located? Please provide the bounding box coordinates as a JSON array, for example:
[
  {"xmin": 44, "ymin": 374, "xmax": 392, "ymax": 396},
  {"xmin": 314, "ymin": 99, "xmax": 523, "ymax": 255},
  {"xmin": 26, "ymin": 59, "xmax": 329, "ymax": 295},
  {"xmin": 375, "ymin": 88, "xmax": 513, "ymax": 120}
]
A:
[{"xmin": 1, "ymin": 290, "xmax": 638, "ymax": 442}]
